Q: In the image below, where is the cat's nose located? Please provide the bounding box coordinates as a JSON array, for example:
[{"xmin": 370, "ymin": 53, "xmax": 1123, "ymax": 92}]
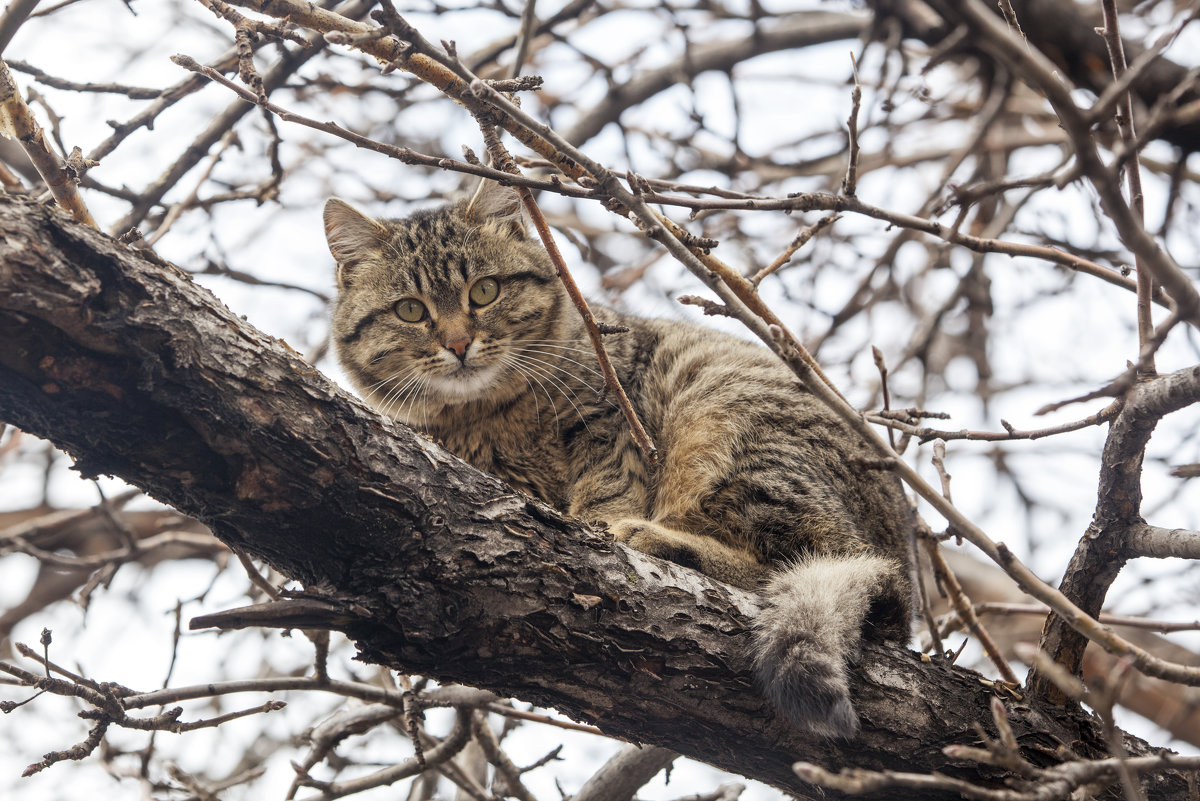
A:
[{"xmin": 445, "ymin": 337, "xmax": 471, "ymax": 360}]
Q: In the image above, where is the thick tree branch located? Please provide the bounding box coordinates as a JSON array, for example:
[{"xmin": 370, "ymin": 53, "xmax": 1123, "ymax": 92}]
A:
[
  {"xmin": 1125, "ymin": 524, "xmax": 1200, "ymax": 560},
  {"xmin": 1032, "ymin": 365, "xmax": 1200, "ymax": 700},
  {"xmin": 0, "ymin": 195, "xmax": 1192, "ymax": 799}
]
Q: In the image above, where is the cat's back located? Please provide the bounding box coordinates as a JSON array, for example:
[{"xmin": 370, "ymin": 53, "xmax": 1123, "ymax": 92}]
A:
[
  {"xmin": 599, "ymin": 309, "xmax": 911, "ymax": 563},
  {"xmin": 604, "ymin": 309, "xmax": 848, "ymax": 447}
]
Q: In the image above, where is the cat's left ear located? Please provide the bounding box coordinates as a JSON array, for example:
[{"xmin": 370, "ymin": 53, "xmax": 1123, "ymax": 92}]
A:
[
  {"xmin": 464, "ymin": 179, "xmax": 527, "ymax": 239},
  {"xmin": 324, "ymin": 198, "xmax": 389, "ymax": 287}
]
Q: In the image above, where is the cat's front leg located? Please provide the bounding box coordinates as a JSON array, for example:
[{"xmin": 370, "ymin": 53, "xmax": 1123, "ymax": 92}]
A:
[{"xmin": 608, "ymin": 518, "xmax": 766, "ymax": 590}]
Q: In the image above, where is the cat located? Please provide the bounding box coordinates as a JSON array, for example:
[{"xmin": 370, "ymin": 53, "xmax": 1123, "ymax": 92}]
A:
[{"xmin": 323, "ymin": 179, "xmax": 914, "ymax": 738}]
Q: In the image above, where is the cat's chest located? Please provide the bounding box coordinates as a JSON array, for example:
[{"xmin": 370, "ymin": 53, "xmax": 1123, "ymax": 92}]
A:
[{"xmin": 435, "ymin": 415, "xmax": 570, "ymax": 507}]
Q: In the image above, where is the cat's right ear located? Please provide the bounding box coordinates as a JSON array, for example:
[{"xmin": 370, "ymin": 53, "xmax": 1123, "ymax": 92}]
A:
[
  {"xmin": 464, "ymin": 179, "xmax": 526, "ymax": 239},
  {"xmin": 323, "ymin": 198, "xmax": 388, "ymax": 287}
]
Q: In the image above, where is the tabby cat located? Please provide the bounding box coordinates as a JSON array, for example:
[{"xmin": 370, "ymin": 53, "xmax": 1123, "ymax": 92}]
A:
[{"xmin": 324, "ymin": 180, "xmax": 914, "ymax": 738}]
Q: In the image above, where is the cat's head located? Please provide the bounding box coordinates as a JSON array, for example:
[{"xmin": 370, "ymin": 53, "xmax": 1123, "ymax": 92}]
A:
[{"xmin": 325, "ymin": 180, "xmax": 568, "ymax": 419}]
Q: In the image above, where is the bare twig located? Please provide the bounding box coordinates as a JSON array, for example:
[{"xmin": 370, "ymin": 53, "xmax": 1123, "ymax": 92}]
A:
[
  {"xmin": 0, "ymin": 61, "xmax": 95, "ymax": 225},
  {"xmin": 795, "ymin": 752, "xmax": 1200, "ymax": 801},
  {"xmin": 841, "ymin": 52, "xmax": 862, "ymax": 197},
  {"xmin": 477, "ymin": 123, "xmax": 658, "ymax": 463},
  {"xmin": 749, "ymin": 214, "xmax": 837, "ymax": 285},
  {"xmin": 1099, "ymin": 0, "xmax": 1154, "ymax": 376},
  {"xmin": 924, "ymin": 536, "xmax": 1020, "ymax": 686},
  {"xmin": 0, "ymin": 0, "xmax": 40, "ymax": 55},
  {"xmin": 938, "ymin": 602, "xmax": 1200, "ymax": 636},
  {"xmin": 509, "ymin": 0, "xmax": 538, "ymax": 78},
  {"xmin": 865, "ymin": 401, "xmax": 1119, "ymax": 444}
]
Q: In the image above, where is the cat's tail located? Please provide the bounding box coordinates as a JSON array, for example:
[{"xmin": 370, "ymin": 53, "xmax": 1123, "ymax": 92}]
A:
[{"xmin": 749, "ymin": 553, "xmax": 906, "ymax": 738}]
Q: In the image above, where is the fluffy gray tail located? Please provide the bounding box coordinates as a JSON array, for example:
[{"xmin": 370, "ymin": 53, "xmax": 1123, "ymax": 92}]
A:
[{"xmin": 750, "ymin": 553, "xmax": 903, "ymax": 738}]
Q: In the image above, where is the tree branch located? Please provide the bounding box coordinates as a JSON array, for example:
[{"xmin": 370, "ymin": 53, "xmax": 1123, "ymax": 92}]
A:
[
  {"xmin": 0, "ymin": 195, "xmax": 1192, "ymax": 798},
  {"xmin": 1032, "ymin": 364, "xmax": 1200, "ymax": 698},
  {"xmin": 561, "ymin": 12, "xmax": 866, "ymax": 146}
]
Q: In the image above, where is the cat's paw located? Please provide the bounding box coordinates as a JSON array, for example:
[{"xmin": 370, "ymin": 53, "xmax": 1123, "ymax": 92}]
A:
[{"xmin": 609, "ymin": 519, "xmax": 705, "ymax": 572}]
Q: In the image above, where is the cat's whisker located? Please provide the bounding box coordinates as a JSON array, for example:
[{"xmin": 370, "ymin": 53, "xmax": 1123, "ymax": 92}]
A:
[
  {"xmin": 381, "ymin": 369, "xmax": 430, "ymax": 424},
  {"xmin": 514, "ymin": 347, "xmax": 606, "ymax": 382},
  {"xmin": 498, "ymin": 353, "xmax": 550, "ymax": 431},
  {"xmin": 365, "ymin": 366, "xmax": 417, "ymax": 397},
  {"xmin": 509, "ymin": 362, "xmax": 570, "ymax": 438},
  {"xmin": 509, "ymin": 353, "xmax": 590, "ymax": 404},
  {"xmin": 363, "ymin": 364, "xmax": 405, "ymax": 391},
  {"xmin": 512, "ymin": 351, "xmax": 609, "ymax": 401},
  {"xmin": 419, "ymin": 377, "xmax": 431, "ymax": 433},
  {"xmin": 510, "ymin": 355, "xmax": 593, "ymax": 434},
  {"xmin": 372, "ymin": 377, "xmax": 417, "ymax": 415},
  {"xmin": 516, "ymin": 346, "xmax": 597, "ymax": 360},
  {"xmin": 511, "ymin": 338, "xmax": 590, "ymax": 346},
  {"xmin": 394, "ymin": 373, "xmax": 430, "ymax": 431},
  {"xmin": 375, "ymin": 368, "xmax": 423, "ymax": 413},
  {"xmin": 510, "ymin": 340, "xmax": 596, "ymax": 357}
]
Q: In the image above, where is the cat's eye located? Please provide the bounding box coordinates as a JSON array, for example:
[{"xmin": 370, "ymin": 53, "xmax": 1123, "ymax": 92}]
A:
[
  {"xmin": 469, "ymin": 277, "xmax": 500, "ymax": 308},
  {"xmin": 394, "ymin": 298, "xmax": 427, "ymax": 323}
]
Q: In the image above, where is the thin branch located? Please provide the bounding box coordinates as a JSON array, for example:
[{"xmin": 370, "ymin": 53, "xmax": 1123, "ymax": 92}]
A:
[
  {"xmin": 509, "ymin": 0, "xmax": 538, "ymax": 78},
  {"xmin": 485, "ymin": 704, "xmax": 604, "ymax": 735},
  {"xmin": 795, "ymin": 752, "xmax": 1200, "ymax": 801},
  {"xmin": 121, "ymin": 676, "xmax": 406, "ymax": 710},
  {"xmin": 477, "ymin": 126, "xmax": 657, "ymax": 463},
  {"xmin": 749, "ymin": 214, "xmax": 837, "ymax": 285},
  {"xmin": 471, "ymin": 711, "xmax": 539, "ymax": 801},
  {"xmin": 865, "ymin": 401, "xmax": 1119, "ymax": 444},
  {"xmin": 0, "ymin": 61, "xmax": 95, "ymax": 225},
  {"xmin": 939, "ymin": 602, "xmax": 1200, "ymax": 636},
  {"xmin": 7, "ymin": 59, "xmax": 161, "ymax": 98},
  {"xmin": 299, "ymin": 709, "xmax": 473, "ymax": 801},
  {"xmin": 924, "ymin": 535, "xmax": 1020, "ymax": 685},
  {"xmin": 0, "ymin": 0, "xmax": 40, "ymax": 55},
  {"xmin": 841, "ymin": 52, "xmax": 862, "ymax": 197},
  {"xmin": 1100, "ymin": 0, "xmax": 1155, "ymax": 376},
  {"xmin": 1124, "ymin": 524, "xmax": 1200, "ymax": 561}
]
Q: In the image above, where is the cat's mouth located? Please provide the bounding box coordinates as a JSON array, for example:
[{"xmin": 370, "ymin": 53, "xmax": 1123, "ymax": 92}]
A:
[{"xmin": 429, "ymin": 362, "xmax": 503, "ymax": 400}]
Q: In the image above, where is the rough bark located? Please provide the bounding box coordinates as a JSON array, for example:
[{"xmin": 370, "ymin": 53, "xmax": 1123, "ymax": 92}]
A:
[{"xmin": 0, "ymin": 194, "xmax": 1189, "ymax": 799}]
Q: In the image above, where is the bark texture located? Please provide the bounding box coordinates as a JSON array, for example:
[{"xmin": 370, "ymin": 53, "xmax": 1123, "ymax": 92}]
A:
[{"xmin": 0, "ymin": 195, "xmax": 1188, "ymax": 799}]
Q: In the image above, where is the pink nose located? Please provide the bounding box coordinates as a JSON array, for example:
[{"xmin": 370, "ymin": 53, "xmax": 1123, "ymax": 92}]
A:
[{"xmin": 445, "ymin": 338, "xmax": 471, "ymax": 358}]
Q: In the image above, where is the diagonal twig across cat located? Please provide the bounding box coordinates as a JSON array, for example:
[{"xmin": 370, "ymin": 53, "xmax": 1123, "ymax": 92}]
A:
[{"xmin": 323, "ymin": 179, "xmax": 914, "ymax": 738}]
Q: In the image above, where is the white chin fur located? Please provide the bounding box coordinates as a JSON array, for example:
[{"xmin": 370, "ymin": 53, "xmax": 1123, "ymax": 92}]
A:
[{"xmin": 428, "ymin": 362, "xmax": 504, "ymax": 401}]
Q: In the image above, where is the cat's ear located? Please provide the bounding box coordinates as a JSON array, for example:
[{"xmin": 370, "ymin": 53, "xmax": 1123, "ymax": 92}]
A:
[
  {"xmin": 324, "ymin": 198, "xmax": 389, "ymax": 286},
  {"xmin": 463, "ymin": 179, "xmax": 527, "ymax": 239}
]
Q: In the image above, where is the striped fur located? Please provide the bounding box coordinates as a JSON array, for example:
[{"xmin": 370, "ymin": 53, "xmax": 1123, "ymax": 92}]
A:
[{"xmin": 325, "ymin": 181, "xmax": 914, "ymax": 737}]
